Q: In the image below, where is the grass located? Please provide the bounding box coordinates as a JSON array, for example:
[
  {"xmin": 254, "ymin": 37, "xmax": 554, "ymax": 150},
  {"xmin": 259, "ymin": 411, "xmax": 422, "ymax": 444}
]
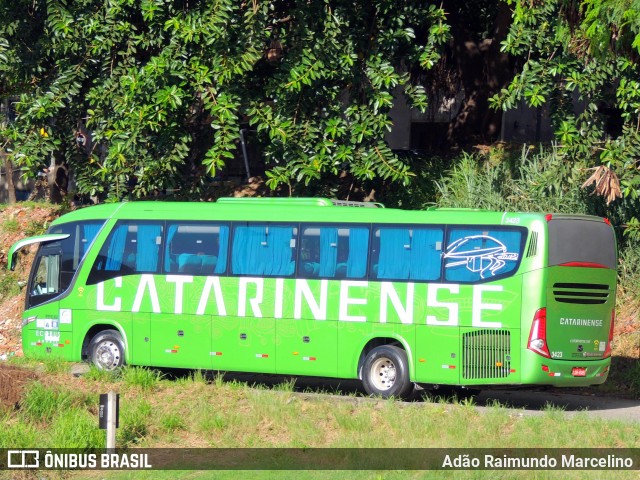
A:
[
  {"xmin": 20, "ymin": 381, "xmax": 91, "ymax": 423},
  {"xmin": 117, "ymin": 397, "xmax": 152, "ymax": 447},
  {"xmin": 160, "ymin": 412, "xmax": 187, "ymax": 432},
  {"xmin": 0, "ymin": 270, "xmax": 21, "ymax": 298},
  {"xmin": 24, "ymin": 218, "xmax": 50, "ymax": 236},
  {"xmin": 49, "ymin": 408, "xmax": 106, "ymax": 448},
  {"xmin": 121, "ymin": 366, "xmax": 164, "ymax": 390},
  {"xmin": 0, "ymin": 360, "xmax": 638, "ymax": 479},
  {"xmin": 84, "ymin": 364, "xmax": 122, "ymax": 382},
  {"xmin": 0, "ymin": 218, "xmax": 20, "ymax": 233},
  {"xmin": 0, "ymin": 412, "xmax": 40, "ymax": 448},
  {"xmin": 7, "ymin": 355, "xmax": 71, "ymax": 374},
  {"xmin": 26, "ymin": 366, "xmax": 640, "ymax": 450}
]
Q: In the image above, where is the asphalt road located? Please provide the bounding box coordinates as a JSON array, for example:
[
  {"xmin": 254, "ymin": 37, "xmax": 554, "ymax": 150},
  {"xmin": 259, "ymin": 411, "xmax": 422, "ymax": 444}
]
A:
[{"xmin": 474, "ymin": 388, "xmax": 640, "ymax": 422}]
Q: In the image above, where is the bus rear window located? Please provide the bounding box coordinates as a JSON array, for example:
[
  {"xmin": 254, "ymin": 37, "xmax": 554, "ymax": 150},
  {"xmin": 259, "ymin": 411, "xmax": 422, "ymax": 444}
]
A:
[{"xmin": 548, "ymin": 217, "xmax": 616, "ymax": 269}]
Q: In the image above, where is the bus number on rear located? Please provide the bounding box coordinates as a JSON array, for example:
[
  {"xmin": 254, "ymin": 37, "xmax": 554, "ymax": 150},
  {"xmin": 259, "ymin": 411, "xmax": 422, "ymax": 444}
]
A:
[{"xmin": 551, "ymin": 351, "xmax": 563, "ymax": 359}]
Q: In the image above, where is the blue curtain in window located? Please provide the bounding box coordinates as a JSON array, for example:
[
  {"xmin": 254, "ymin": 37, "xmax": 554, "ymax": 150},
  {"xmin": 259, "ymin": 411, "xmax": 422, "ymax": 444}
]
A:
[
  {"xmin": 265, "ymin": 226, "xmax": 294, "ymax": 275},
  {"xmin": 347, "ymin": 228, "xmax": 369, "ymax": 278},
  {"xmin": 232, "ymin": 226, "xmax": 267, "ymax": 274},
  {"xmin": 410, "ymin": 228, "xmax": 443, "ymax": 280},
  {"xmin": 136, "ymin": 224, "xmax": 161, "ymax": 272},
  {"xmin": 79, "ymin": 222, "xmax": 103, "ymax": 260},
  {"xmin": 214, "ymin": 226, "xmax": 229, "ymax": 274},
  {"xmin": 81, "ymin": 223, "xmax": 102, "ymax": 257},
  {"xmin": 105, "ymin": 225, "xmax": 127, "ymax": 271},
  {"xmin": 319, "ymin": 228, "xmax": 338, "ymax": 277},
  {"xmin": 232, "ymin": 226, "xmax": 248, "ymax": 274},
  {"xmin": 377, "ymin": 228, "xmax": 410, "ymax": 279},
  {"xmin": 164, "ymin": 224, "xmax": 179, "ymax": 272}
]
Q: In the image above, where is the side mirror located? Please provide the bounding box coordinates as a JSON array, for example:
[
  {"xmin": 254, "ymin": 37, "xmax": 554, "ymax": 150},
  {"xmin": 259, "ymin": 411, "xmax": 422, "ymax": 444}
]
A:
[{"xmin": 7, "ymin": 233, "xmax": 70, "ymax": 271}]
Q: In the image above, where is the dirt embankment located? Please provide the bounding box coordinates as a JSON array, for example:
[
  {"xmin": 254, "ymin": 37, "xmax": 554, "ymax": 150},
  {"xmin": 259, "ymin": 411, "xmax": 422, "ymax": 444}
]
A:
[
  {"xmin": 0, "ymin": 204, "xmax": 60, "ymax": 411},
  {"xmin": 0, "ymin": 365, "xmax": 38, "ymax": 411},
  {"xmin": 0, "ymin": 204, "xmax": 60, "ymax": 360}
]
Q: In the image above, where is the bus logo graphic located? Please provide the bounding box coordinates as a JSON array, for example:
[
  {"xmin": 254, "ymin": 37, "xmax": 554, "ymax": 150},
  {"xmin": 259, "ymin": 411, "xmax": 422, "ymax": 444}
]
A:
[
  {"xmin": 7, "ymin": 450, "xmax": 39, "ymax": 468},
  {"xmin": 444, "ymin": 235, "xmax": 519, "ymax": 279}
]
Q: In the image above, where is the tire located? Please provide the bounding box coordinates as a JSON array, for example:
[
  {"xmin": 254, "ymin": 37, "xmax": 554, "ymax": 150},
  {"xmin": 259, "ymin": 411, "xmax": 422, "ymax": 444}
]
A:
[
  {"xmin": 361, "ymin": 345, "xmax": 413, "ymax": 399},
  {"xmin": 89, "ymin": 329, "xmax": 125, "ymax": 371}
]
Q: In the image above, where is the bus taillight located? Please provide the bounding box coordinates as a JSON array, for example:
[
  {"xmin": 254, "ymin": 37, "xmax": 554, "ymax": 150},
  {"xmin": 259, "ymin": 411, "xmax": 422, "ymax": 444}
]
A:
[
  {"xmin": 528, "ymin": 308, "xmax": 550, "ymax": 358},
  {"xmin": 559, "ymin": 261, "xmax": 607, "ymax": 268},
  {"xmin": 603, "ymin": 311, "xmax": 615, "ymax": 359}
]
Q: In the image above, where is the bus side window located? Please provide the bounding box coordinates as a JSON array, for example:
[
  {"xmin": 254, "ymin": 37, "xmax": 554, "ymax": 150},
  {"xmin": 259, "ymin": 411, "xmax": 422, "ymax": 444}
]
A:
[
  {"xmin": 87, "ymin": 222, "xmax": 163, "ymax": 284},
  {"xmin": 231, "ymin": 224, "xmax": 297, "ymax": 276},
  {"xmin": 372, "ymin": 226, "xmax": 443, "ymax": 281},
  {"xmin": 299, "ymin": 225, "xmax": 369, "ymax": 279},
  {"xmin": 299, "ymin": 231, "xmax": 321, "ymax": 277},
  {"xmin": 342, "ymin": 227, "xmax": 369, "ymax": 278},
  {"xmin": 165, "ymin": 223, "xmax": 229, "ymax": 275}
]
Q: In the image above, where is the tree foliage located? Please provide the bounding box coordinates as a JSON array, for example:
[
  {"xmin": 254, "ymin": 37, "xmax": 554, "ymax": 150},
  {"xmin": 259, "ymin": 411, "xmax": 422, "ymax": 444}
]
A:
[
  {"xmin": 492, "ymin": 0, "xmax": 640, "ymax": 208},
  {"xmin": 3, "ymin": 0, "xmax": 640, "ymax": 213},
  {"xmin": 0, "ymin": 0, "xmax": 451, "ymax": 200}
]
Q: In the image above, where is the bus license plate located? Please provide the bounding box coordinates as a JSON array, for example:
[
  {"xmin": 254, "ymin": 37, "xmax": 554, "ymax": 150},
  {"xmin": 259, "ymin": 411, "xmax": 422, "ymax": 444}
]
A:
[{"xmin": 572, "ymin": 367, "xmax": 586, "ymax": 377}]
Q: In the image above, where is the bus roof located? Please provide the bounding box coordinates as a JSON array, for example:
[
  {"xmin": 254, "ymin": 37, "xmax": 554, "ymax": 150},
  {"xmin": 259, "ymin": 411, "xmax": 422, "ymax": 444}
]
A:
[{"xmin": 49, "ymin": 199, "xmax": 571, "ymax": 226}]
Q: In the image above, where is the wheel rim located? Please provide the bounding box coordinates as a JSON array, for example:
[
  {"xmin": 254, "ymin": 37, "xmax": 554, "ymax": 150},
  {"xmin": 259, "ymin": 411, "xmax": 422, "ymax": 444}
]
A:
[
  {"xmin": 94, "ymin": 340, "xmax": 121, "ymax": 371},
  {"xmin": 370, "ymin": 357, "xmax": 397, "ymax": 391}
]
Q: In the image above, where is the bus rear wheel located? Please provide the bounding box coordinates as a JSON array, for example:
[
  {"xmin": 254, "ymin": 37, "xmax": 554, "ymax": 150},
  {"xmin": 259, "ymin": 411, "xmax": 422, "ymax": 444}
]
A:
[
  {"xmin": 362, "ymin": 345, "xmax": 413, "ymax": 399},
  {"xmin": 89, "ymin": 330, "xmax": 124, "ymax": 371}
]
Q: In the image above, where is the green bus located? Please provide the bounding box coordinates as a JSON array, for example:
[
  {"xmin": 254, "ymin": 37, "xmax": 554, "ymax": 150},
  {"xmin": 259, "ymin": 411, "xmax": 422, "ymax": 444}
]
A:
[{"xmin": 8, "ymin": 198, "xmax": 617, "ymax": 398}]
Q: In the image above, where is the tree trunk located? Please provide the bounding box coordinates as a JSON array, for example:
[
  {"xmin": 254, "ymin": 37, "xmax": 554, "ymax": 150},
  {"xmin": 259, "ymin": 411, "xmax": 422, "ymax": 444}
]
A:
[
  {"xmin": 1, "ymin": 98, "xmax": 16, "ymax": 203},
  {"xmin": 48, "ymin": 152, "xmax": 69, "ymax": 204},
  {"xmin": 3, "ymin": 153, "xmax": 17, "ymax": 204}
]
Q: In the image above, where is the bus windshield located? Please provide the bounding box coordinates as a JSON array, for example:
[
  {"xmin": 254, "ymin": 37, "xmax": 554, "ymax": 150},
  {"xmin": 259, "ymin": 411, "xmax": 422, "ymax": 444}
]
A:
[{"xmin": 28, "ymin": 221, "xmax": 104, "ymax": 308}]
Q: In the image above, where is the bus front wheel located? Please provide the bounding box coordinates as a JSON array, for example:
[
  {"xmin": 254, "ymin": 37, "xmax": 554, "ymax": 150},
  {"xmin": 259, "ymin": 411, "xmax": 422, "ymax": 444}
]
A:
[
  {"xmin": 89, "ymin": 330, "xmax": 125, "ymax": 371},
  {"xmin": 362, "ymin": 345, "xmax": 413, "ymax": 399}
]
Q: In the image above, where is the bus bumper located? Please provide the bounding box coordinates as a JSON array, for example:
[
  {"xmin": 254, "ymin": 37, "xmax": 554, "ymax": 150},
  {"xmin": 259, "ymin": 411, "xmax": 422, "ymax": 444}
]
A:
[
  {"xmin": 22, "ymin": 324, "xmax": 75, "ymax": 361},
  {"xmin": 520, "ymin": 350, "xmax": 610, "ymax": 386}
]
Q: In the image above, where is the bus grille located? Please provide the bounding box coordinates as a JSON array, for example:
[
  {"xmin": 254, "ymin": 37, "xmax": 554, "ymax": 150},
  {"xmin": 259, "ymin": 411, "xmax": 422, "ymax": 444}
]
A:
[
  {"xmin": 553, "ymin": 283, "xmax": 609, "ymax": 305},
  {"xmin": 462, "ymin": 330, "xmax": 511, "ymax": 379}
]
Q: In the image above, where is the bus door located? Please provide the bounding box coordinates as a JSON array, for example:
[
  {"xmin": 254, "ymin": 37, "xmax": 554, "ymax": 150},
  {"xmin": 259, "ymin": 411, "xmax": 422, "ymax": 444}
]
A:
[{"xmin": 26, "ymin": 242, "xmax": 66, "ymax": 358}]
